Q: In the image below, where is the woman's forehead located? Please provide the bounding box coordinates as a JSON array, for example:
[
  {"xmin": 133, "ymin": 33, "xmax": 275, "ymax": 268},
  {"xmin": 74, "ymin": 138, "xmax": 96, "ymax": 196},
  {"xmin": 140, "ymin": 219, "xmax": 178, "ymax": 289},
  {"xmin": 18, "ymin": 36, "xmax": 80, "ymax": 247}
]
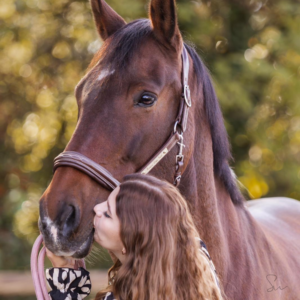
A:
[{"xmin": 108, "ymin": 186, "xmax": 120, "ymax": 203}]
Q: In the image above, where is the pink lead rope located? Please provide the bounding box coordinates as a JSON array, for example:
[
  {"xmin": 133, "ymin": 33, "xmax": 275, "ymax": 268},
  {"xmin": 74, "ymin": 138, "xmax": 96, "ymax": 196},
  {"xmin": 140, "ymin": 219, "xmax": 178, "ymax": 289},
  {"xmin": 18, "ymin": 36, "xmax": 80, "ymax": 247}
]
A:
[
  {"xmin": 31, "ymin": 234, "xmax": 86, "ymax": 300},
  {"xmin": 31, "ymin": 235, "xmax": 48, "ymax": 300}
]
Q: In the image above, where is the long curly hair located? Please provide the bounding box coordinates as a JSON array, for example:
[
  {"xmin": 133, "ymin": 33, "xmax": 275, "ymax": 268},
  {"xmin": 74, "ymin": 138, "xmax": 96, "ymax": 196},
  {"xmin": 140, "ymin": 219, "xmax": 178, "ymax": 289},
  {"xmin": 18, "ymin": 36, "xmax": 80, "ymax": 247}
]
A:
[{"xmin": 95, "ymin": 174, "xmax": 223, "ymax": 300}]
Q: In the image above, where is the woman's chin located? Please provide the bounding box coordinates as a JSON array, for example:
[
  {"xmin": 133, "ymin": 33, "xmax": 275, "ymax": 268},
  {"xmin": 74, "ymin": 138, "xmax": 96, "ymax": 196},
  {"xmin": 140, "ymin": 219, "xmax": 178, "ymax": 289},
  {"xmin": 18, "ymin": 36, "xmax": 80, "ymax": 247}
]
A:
[{"xmin": 93, "ymin": 234, "xmax": 102, "ymax": 246}]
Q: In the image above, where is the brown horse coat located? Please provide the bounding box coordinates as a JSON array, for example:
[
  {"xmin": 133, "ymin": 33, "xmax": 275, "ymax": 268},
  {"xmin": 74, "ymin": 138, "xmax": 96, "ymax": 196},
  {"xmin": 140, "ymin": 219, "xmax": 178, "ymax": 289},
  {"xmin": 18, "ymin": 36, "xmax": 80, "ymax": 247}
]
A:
[{"xmin": 39, "ymin": 1, "xmax": 300, "ymax": 299}]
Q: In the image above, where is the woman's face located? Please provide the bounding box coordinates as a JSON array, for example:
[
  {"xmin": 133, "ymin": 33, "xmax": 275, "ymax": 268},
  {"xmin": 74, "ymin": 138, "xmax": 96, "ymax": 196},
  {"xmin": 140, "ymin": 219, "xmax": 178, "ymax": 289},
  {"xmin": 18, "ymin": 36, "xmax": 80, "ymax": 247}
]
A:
[{"xmin": 93, "ymin": 186, "xmax": 124, "ymax": 254}]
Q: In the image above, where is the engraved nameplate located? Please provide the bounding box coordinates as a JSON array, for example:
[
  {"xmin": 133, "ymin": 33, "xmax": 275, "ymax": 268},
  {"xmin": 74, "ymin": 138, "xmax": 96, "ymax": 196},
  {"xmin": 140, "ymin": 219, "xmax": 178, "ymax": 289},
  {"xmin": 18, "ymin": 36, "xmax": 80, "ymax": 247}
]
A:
[{"xmin": 141, "ymin": 148, "xmax": 169, "ymax": 174}]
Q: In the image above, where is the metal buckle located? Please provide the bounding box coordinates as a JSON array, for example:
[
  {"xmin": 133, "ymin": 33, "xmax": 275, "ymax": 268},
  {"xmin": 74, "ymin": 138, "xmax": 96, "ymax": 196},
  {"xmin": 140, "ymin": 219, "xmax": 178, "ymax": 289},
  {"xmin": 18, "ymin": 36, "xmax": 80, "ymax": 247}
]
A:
[
  {"xmin": 176, "ymin": 134, "xmax": 185, "ymax": 163},
  {"xmin": 184, "ymin": 85, "xmax": 192, "ymax": 107},
  {"xmin": 176, "ymin": 154, "xmax": 184, "ymax": 163}
]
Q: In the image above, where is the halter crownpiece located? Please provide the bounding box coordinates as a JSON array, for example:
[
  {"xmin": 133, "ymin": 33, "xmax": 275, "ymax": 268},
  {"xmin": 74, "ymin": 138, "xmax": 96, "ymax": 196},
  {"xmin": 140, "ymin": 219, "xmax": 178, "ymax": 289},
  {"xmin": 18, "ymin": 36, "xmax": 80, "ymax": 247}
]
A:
[{"xmin": 53, "ymin": 45, "xmax": 192, "ymax": 189}]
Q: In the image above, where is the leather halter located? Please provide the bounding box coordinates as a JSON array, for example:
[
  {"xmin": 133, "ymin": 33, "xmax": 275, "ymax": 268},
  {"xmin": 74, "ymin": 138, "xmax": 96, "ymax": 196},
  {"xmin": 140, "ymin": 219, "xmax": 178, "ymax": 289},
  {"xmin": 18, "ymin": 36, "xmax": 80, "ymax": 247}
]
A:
[{"xmin": 53, "ymin": 45, "xmax": 192, "ymax": 190}]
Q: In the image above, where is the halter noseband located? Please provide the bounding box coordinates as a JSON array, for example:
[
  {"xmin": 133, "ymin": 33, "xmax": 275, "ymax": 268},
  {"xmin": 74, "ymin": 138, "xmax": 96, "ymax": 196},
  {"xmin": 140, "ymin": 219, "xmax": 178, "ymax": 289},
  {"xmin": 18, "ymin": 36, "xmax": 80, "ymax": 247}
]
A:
[{"xmin": 53, "ymin": 45, "xmax": 192, "ymax": 189}]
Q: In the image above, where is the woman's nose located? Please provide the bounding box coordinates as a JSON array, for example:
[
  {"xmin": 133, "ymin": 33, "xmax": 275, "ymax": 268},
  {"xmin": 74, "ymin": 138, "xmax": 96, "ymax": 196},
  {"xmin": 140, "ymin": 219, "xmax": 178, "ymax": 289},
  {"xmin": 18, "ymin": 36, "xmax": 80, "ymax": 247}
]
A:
[{"xmin": 93, "ymin": 204, "xmax": 102, "ymax": 217}]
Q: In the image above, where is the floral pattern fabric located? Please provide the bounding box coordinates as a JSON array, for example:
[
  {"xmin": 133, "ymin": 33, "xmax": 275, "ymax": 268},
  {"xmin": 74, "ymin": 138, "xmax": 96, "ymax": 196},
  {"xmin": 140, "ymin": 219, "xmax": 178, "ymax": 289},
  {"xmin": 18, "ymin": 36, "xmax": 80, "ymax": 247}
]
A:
[
  {"xmin": 46, "ymin": 267, "xmax": 91, "ymax": 300},
  {"xmin": 103, "ymin": 292, "xmax": 116, "ymax": 300}
]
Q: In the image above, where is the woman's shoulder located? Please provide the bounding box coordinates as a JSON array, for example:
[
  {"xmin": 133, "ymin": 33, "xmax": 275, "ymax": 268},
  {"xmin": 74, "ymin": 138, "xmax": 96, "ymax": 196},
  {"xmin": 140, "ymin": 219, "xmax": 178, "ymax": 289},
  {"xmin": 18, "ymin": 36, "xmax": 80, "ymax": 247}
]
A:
[{"xmin": 102, "ymin": 292, "xmax": 116, "ymax": 300}]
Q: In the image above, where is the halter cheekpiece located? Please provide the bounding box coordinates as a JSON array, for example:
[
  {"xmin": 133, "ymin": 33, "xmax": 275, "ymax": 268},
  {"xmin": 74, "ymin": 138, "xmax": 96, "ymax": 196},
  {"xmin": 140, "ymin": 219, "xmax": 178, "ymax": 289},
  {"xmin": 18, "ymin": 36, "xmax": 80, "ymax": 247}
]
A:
[{"xmin": 53, "ymin": 45, "xmax": 192, "ymax": 189}]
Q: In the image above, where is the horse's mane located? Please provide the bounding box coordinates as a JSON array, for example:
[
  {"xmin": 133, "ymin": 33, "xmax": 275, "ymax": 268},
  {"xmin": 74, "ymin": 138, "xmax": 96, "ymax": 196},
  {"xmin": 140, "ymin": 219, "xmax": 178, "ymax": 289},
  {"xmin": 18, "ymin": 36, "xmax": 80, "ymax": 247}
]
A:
[
  {"xmin": 185, "ymin": 44, "xmax": 244, "ymax": 205},
  {"xmin": 98, "ymin": 19, "xmax": 244, "ymax": 205}
]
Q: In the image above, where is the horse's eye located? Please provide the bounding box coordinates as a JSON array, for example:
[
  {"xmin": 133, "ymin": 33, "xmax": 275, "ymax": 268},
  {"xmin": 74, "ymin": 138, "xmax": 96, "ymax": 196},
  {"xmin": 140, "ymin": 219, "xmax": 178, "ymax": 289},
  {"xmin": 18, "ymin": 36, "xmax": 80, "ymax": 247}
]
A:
[{"xmin": 137, "ymin": 93, "xmax": 157, "ymax": 107}]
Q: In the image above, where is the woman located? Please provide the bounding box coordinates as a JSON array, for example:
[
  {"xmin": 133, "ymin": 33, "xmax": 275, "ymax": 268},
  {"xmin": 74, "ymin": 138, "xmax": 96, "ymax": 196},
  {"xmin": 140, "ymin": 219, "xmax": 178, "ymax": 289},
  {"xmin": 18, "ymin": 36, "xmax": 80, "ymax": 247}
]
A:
[{"xmin": 46, "ymin": 174, "xmax": 222, "ymax": 300}]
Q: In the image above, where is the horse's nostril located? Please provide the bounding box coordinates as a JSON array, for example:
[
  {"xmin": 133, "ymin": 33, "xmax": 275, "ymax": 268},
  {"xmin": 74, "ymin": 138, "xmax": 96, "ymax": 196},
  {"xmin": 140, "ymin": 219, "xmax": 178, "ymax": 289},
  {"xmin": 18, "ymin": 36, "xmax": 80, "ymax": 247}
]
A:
[{"xmin": 62, "ymin": 205, "xmax": 80, "ymax": 237}]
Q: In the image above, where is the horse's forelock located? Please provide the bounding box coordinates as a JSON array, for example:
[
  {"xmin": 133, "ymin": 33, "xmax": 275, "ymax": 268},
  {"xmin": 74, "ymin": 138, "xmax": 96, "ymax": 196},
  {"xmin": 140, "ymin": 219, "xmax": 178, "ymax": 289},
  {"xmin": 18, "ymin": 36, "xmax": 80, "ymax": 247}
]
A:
[{"xmin": 89, "ymin": 19, "xmax": 153, "ymax": 72}]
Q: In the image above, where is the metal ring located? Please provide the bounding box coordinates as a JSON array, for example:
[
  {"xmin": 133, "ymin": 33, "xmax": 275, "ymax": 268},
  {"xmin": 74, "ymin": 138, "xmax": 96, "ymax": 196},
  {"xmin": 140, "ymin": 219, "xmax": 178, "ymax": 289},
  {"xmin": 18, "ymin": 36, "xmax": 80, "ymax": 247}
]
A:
[
  {"xmin": 174, "ymin": 175, "xmax": 181, "ymax": 186},
  {"xmin": 174, "ymin": 120, "xmax": 183, "ymax": 134},
  {"xmin": 174, "ymin": 120, "xmax": 179, "ymax": 133}
]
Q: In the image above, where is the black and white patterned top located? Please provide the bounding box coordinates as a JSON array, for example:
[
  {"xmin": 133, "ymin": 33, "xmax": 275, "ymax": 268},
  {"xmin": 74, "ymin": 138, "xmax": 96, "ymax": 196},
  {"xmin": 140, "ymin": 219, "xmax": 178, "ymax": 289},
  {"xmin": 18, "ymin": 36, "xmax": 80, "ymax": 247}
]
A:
[
  {"xmin": 46, "ymin": 238, "xmax": 219, "ymax": 300},
  {"xmin": 46, "ymin": 267, "xmax": 92, "ymax": 300},
  {"xmin": 102, "ymin": 292, "xmax": 115, "ymax": 300}
]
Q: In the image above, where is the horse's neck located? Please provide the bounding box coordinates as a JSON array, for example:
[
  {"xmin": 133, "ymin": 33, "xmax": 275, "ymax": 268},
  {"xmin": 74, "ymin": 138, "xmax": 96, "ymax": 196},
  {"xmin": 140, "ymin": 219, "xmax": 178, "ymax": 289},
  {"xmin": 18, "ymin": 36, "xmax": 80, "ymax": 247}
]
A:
[{"xmin": 179, "ymin": 108, "xmax": 257, "ymax": 282}]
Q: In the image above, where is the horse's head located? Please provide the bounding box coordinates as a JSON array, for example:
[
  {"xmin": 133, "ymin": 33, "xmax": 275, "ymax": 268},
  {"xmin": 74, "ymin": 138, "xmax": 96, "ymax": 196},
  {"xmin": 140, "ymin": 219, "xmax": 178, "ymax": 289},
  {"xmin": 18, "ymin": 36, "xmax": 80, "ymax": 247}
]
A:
[{"xmin": 39, "ymin": 0, "xmax": 198, "ymax": 257}]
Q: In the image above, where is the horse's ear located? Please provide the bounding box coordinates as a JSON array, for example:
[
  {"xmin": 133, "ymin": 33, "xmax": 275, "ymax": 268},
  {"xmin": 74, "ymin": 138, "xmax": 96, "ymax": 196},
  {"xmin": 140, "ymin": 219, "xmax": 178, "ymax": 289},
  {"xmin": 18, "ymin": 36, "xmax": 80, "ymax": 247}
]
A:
[
  {"xmin": 149, "ymin": 0, "xmax": 182, "ymax": 51},
  {"xmin": 90, "ymin": 0, "xmax": 126, "ymax": 41}
]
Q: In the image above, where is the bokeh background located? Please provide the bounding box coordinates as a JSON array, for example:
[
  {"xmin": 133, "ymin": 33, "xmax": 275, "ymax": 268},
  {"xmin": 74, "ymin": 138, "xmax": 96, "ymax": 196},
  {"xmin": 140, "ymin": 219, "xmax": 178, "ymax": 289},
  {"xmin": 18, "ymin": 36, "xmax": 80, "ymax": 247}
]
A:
[{"xmin": 0, "ymin": 0, "xmax": 299, "ymax": 298}]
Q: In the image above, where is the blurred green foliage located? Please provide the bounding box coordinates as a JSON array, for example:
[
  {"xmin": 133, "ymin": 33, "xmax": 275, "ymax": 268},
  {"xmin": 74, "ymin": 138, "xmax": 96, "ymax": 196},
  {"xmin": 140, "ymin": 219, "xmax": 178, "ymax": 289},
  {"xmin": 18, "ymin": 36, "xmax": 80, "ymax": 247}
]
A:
[{"xmin": 0, "ymin": 0, "xmax": 299, "ymax": 270}]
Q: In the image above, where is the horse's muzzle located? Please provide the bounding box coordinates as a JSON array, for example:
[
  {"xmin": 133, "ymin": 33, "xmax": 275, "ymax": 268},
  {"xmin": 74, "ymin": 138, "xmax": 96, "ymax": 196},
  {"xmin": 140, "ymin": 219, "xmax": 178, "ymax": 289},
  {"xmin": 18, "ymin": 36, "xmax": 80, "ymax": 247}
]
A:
[{"xmin": 38, "ymin": 205, "xmax": 94, "ymax": 259}]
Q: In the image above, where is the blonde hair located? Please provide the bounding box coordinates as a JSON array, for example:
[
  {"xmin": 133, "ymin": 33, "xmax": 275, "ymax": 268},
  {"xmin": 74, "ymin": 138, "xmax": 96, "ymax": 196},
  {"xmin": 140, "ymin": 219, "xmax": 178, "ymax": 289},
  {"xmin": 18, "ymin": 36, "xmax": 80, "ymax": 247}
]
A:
[{"xmin": 96, "ymin": 174, "xmax": 223, "ymax": 300}]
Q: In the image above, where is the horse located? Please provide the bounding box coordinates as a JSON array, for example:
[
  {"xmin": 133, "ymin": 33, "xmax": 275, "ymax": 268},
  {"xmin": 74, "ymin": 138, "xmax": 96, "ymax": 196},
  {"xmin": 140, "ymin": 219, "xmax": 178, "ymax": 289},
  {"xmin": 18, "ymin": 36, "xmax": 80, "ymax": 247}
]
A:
[{"xmin": 38, "ymin": 0, "xmax": 300, "ymax": 299}]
